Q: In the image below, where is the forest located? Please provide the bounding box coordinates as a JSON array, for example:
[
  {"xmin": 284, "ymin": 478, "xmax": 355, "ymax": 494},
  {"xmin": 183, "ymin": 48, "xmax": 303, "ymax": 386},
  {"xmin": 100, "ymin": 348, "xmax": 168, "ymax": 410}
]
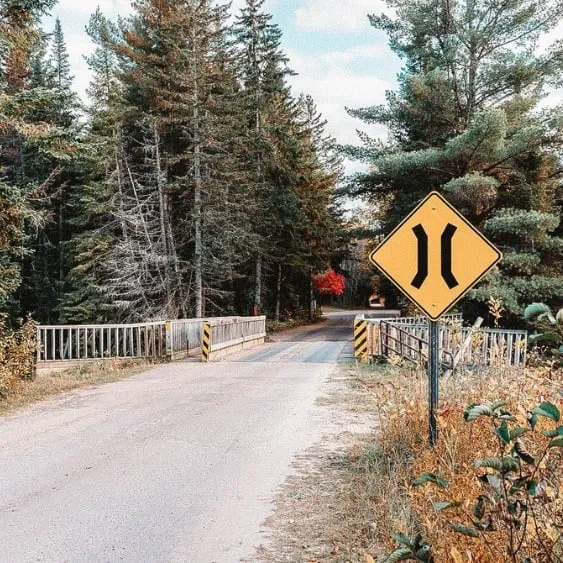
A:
[
  {"xmin": 344, "ymin": 0, "xmax": 563, "ymax": 326},
  {"xmin": 0, "ymin": 0, "xmax": 562, "ymax": 333},
  {"xmin": 0, "ymin": 0, "xmax": 344, "ymax": 328}
]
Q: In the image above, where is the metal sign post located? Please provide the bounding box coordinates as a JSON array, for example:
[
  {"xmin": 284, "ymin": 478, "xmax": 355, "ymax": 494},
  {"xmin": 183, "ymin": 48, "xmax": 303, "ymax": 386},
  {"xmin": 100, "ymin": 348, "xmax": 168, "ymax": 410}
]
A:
[{"xmin": 428, "ymin": 321, "xmax": 439, "ymax": 446}]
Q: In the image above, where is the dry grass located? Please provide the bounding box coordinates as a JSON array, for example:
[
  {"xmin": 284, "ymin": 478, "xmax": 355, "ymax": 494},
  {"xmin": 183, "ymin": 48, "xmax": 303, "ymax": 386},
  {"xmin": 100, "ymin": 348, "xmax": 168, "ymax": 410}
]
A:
[
  {"xmin": 258, "ymin": 360, "xmax": 563, "ymax": 563},
  {"xmin": 353, "ymin": 360, "xmax": 563, "ymax": 562},
  {"xmin": 0, "ymin": 359, "xmax": 153, "ymax": 416}
]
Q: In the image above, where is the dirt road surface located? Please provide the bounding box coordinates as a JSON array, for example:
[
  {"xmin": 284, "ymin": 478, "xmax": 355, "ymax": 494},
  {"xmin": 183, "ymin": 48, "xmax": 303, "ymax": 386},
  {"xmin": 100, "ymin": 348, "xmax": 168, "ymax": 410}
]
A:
[{"xmin": 0, "ymin": 310, "xmax": 384, "ymax": 563}]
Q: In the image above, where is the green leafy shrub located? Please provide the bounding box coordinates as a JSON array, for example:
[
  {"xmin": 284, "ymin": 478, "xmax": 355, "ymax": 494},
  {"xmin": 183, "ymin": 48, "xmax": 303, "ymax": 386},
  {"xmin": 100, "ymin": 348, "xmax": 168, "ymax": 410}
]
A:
[
  {"xmin": 0, "ymin": 318, "xmax": 37, "ymax": 398},
  {"xmin": 387, "ymin": 400, "xmax": 563, "ymax": 562},
  {"xmin": 524, "ymin": 302, "xmax": 563, "ymax": 364}
]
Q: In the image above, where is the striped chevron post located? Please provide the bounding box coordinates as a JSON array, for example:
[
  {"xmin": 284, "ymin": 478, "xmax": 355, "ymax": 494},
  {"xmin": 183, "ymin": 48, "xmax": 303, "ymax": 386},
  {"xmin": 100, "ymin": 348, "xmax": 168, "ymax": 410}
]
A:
[
  {"xmin": 354, "ymin": 318, "xmax": 368, "ymax": 359},
  {"xmin": 201, "ymin": 323, "xmax": 211, "ymax": 362}
]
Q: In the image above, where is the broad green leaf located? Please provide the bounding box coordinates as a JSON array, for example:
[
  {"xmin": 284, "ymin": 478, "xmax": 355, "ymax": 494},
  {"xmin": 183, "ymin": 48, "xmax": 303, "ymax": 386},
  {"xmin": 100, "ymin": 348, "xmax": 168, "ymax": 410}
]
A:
[
  {"xmin": 414, "ymin": 545, "xmax": 432, "ymax": 561},
  {"xmin": 513, "ymin": 439, "xmax": 535, "ymax": 464},
  {"xmin": 540, "ymin": 426, "xmax": 563, "ymax": 438},
  {"xmin": 509, "ymin": 427, "xmax": 529, "ymax": 440},
  {"xmin": 384, "ymin": 547, "xmax": 414, "ymax": 562},
  {"xmin": 411, "ymin": 532, "xmax": 425, "ymax": 551},
  {"xmin": 391, "ymin": 533, "xmax": 412, "ymax": 548},
  {"xmin": 495, "ymin": 421, "xmax": 510, "ymax": 445},
  {"xmin": 464, "ymin": 403, "xmax": 501, "ymax": 422},
  {"xmin": 413, "ymin": 471, "xmax": 448, "ymax": 488},
  {"xmin": 486, "ymin": 474, "xmax": 502, "ymax": 494},
  {"xmin": 532, "ymin": 402, "xmax": 560, "ymax": 422},
  {"xmin": 434, "ymin": 501, "xmax": 460, "ymax": 511},
  {"xmin": 524, "ymin": 303, "xmax": 550, "ymax": 320},
  {"xmin": 527, "ymin": 412, "xmax": 538, "ymax": 429},
  {"xmin": 526, "ymin": 480, "xmax": 537, "ymax": 496},
  {"xmin": 449, "ymin": 522, "xmax": 480, "ymax": 538},
  {"xmin": 475, "ymin": 457, "xmax": 519, "ymax": 472},
  {"xmin": 549, "ymin": 437, "xmax": 563, "ymax": 448},
  {"xmin": 556, "ymin": 308, "xmax": 563, "ymax": 324},
  {"xmin": 528, "ymin": 332, "xmax": 562, "ymax": 344}
]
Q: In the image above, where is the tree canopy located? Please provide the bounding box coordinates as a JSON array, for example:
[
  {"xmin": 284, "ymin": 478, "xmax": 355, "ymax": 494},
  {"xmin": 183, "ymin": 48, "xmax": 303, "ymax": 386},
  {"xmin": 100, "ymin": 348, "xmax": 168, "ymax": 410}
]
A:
[{"xmin": 345, "ymin": 0, "xmax": 563, "ymax": 322}]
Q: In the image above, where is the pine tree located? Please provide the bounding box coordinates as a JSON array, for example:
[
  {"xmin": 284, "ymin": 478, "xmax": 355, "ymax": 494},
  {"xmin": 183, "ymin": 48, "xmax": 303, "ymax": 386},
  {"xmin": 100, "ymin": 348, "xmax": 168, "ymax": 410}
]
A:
[
  {"xmin": 88, "ymin": 0, "xmax": 260, "ymax": 320},
  {"xmin": 59, "ymin": 9, "xmax": 122, "ymax": 322},
  {"xmin": 17, "ymin": 16, "xmax": 83, "ymax": 322},
  {"xmin": 232, "ymin": 0, "xmax": 295, "ymax": 314},
  {"xmin": 0, "ymin": 0, "xmax": 79, "ymax": 322},
  {"xmin": 345, "ymin": 0, "xmax": 563, "ymax": 321}
]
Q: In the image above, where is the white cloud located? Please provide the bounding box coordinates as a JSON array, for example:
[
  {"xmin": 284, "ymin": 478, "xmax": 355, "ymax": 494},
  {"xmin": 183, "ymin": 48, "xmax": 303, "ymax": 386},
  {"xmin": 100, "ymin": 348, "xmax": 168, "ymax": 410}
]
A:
[
  {"xmin": 295, "ymin": 0, "xmax": 387, "ymax": 32},
  {"xmin": 53, "ymin": 0, "xmax": 131, "ymax": 17},
  {"xmin": 287, "ymin": 48, "xmax": 394, "ymax": 147}
]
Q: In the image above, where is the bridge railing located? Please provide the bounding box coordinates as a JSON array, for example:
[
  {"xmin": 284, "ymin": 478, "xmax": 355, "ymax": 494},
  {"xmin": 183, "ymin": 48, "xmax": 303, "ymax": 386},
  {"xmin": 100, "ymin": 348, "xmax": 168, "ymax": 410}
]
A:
[
  {"xmin": 379, "ymin": 320, "xmax": 454, "ymax": 367},
  {"xmin": 375, "ymin": 318, "xmax": 526, "ymax": 369},
  {"xmin": 37, "ymin": 322, "xmax": 166, "ymax": 363},
  {"xmin": 205, "ymin": 316, "xmax": 266, "ymax": 359},
  {"xmin": 166, "ymin": 319, "xmax": 205, "ymax": 360},
  {"xmin": 37, "ymin": 315, "xmax": 269, "ymax": 371}
]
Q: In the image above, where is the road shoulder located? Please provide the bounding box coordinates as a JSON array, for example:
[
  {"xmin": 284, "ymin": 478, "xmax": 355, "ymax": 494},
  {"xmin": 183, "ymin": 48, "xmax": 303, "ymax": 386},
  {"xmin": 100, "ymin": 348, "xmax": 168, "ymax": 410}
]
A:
[{"xmin": 253, "ymin": 362, "xmax": 381, "ymax": 562}]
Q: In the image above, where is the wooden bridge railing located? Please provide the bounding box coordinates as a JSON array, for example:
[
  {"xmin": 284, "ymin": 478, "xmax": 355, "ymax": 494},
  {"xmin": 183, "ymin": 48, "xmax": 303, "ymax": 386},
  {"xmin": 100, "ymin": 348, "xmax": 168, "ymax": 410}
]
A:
[
  {"xmin": 36, "ymin": 315, "xmax": 268, "ymax": 369},
  {"xmin": 364, "ymin": 315, "xmax": 527, "ymax": 370},
  {"xmin": 37, "ymin": 322, "xmax": 167, "ymax": 362},
  {"xmin": 205, "ymin": 316, "xmax": 267, "ymax": 360},
  {"xmin": 166, "ymin": 319, "xmax": 205, "ymax": 360}
]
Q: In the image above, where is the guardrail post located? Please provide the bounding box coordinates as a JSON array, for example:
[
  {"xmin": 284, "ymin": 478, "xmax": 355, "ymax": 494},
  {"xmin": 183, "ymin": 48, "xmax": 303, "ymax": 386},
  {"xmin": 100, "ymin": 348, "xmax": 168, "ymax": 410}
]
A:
[
  {"xmin": 201, "ymin": 322, "xmax": 211, "ymax": 362},
  {"xmin": 165, "ymin": 321, "xmax": 172, "ymax": 359},
  {"xmin": 354, "ymin": 317, "xmax": 368, "ymax": 360}
]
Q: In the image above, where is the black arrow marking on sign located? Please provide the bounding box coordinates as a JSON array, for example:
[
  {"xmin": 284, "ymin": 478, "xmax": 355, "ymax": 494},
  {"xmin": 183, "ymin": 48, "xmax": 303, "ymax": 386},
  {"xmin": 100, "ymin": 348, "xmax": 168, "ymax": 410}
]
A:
[
  {"xmin": 441, "ymin": 223, "xmax": 459, "ymax": 289},
  {"xmin": 411, "ymin": 224, "xmax": 428, "ymax": 289}
]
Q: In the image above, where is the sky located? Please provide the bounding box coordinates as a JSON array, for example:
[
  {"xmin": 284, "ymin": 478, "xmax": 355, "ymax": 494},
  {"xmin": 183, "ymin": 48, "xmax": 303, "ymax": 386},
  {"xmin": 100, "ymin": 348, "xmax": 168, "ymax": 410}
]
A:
[
  {"xmin": 43, "ymin": 0, "xmax": 563, "ymax": 178},
  {"xmin": 43, "ymin": 0, "xmax": 403, "ymax": 175}
]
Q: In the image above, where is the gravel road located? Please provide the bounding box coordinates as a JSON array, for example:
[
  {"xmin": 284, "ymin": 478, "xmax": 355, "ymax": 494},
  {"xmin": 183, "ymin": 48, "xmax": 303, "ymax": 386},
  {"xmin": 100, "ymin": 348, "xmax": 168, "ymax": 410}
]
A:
[{"xmin": 0, "ymin": 311, "xmax": 367, "ymax": 563}]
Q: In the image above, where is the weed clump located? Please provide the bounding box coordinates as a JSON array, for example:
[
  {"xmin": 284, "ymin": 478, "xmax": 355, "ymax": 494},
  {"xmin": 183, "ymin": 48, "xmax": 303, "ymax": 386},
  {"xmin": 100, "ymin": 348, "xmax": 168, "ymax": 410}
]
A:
[
  {"xmin": 355, "ymin": 363, "xmax": 563, "ymax": 562},
  {"xmin": 0, "ymin": 318, "xmax": 37, "ymax": 398}
]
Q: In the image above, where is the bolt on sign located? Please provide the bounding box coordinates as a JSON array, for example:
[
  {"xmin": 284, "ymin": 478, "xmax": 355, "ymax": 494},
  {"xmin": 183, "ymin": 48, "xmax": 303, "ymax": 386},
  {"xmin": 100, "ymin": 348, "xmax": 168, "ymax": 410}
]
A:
[{"xmin": 369, "ymin": 192, "xmax": 502, "ymax": 320}]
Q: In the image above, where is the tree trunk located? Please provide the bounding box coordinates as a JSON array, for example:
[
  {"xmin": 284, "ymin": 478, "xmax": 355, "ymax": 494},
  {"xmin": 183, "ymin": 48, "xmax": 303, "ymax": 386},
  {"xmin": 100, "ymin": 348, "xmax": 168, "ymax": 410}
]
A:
[
  {"xmin": 193, "ymin": 80, "xmax": 203, "ymax": 318},
  {"xmin": 153, "ymin": 120, "xmax": 173, "ymax": 307},
  {"xmin": 254, "ymin": 256, "xmax": 262, "ymax": 315},
  {"xmin": 152, "ymin": 119, "xmax": 185, "ymax": 318},
  {"xmin": 310, "ymin": 267, "xmax": 315, "ymax": 320},
  {"xmin": 275, "ymin": 262, "xmax": 281, "ymax": 321}
]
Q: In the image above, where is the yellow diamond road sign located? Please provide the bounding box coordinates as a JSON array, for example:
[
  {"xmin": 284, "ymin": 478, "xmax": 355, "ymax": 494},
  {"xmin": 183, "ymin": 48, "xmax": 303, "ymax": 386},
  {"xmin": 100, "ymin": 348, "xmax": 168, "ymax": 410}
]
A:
[{"xmin": 369, "ymin": 191, "xmax": 502, "ymax": 321}]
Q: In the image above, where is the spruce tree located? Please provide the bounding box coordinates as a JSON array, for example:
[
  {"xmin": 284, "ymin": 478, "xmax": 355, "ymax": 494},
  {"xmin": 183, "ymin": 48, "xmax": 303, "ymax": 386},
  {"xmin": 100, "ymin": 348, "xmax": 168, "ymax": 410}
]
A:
[
  {"xmin": 345, "ymin": 0, "xmax": 563, "ymax": 322},
  {"xmin": 92, "ymin": 0, "xmax": 259, "ymax": 319},
  {"xmin": 232, "ymin": 0, "xmax": 296, "ymax": 314},
  {"xmin": 17, "ymin": 16, "xmax": 82, "ymax": 322},
  {"xmin": 59, "ymin": 8, "xmax": 122, "ymax": 322}
]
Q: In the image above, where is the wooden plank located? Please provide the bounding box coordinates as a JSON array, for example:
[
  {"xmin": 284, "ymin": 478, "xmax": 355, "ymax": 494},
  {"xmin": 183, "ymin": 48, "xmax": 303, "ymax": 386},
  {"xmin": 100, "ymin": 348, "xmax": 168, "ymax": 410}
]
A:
[{"xmin": 443, "ymin": 318, "xmax": 483, "ymax": 380}]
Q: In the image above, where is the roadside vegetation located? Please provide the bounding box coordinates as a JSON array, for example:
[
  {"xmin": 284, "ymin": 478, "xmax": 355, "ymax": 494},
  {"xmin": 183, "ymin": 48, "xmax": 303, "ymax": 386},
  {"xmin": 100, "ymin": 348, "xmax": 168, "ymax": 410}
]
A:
[{"xmin": 260, "ymin": 356, "xmax": 562, "ymax": 562}]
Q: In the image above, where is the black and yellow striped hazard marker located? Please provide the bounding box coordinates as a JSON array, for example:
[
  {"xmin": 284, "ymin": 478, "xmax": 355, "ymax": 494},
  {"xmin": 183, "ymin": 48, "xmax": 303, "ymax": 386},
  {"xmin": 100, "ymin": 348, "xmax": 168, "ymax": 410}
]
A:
[
  {"xmin": 354, "ymin": 318, "xmax": 368, "ymax": 359},
  {"xmin": 201, "ymin": 323, "xmax": 211, "ymax": 362}
]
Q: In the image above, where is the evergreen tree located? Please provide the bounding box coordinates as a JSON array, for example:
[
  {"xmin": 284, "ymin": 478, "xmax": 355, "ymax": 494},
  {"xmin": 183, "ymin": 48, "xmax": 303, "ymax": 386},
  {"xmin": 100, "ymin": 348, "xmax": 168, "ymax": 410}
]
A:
[
  {"xmin": 93, "ymin": 0, "xmax": 259, "ymax": 320},
  {"xmin": 0, "ymin": 0, "xmax": 82, "ymax": 322},
  {"xmin": 345, "ymin": 0, "xmax": 563, "ymax": 322},
  {"xmin": 232, "ymin": 0, "xmax": 295, "ymax": 314},
  {"xmin": 59, "ymin": 8, "xmax": 122, "ymax": 322},
  {"xmin": 17, "ymin": 15, "xmax": 82, "ymax": 322}
]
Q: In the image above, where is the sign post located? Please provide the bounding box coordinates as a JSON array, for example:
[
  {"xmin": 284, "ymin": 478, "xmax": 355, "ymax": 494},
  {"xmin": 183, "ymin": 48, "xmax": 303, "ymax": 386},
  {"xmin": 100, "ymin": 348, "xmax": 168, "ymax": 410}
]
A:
[
  {"xmin": 428, "ymin": 320, "xmax": 439, "ymax": 445},
  {"xmin": 368, "ymin": 192, "xmax": 502, "ymax": 445}
]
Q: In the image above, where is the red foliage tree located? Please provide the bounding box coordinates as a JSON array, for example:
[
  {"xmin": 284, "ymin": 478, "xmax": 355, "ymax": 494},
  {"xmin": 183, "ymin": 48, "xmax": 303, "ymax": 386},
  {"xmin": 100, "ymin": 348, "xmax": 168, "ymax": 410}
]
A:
[{"xmin": 312, "ymin": 270, "xmax": 345, "ymax": 296}]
